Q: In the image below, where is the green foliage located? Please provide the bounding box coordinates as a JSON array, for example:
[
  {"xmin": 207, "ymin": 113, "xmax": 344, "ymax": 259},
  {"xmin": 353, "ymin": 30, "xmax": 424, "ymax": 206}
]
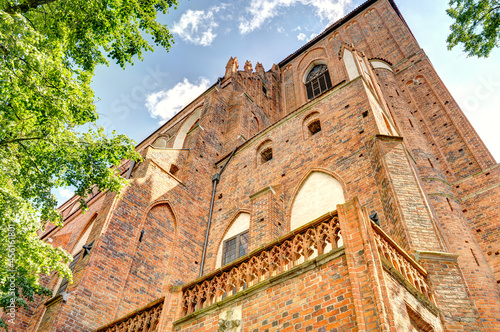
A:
[
  {"xmin": 0, "ymin": 0, "xmax": 178, "ymax": 326},
  {"xmin": 447, "ymin": 0, "xmax": 500, "ymax": 57}
]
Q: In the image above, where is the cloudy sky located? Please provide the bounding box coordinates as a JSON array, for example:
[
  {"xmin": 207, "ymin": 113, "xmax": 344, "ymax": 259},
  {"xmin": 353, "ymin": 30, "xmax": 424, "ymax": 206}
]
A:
[{"xmin": 54, "ymin": 0, "xmax": 500, "ymax": 203}]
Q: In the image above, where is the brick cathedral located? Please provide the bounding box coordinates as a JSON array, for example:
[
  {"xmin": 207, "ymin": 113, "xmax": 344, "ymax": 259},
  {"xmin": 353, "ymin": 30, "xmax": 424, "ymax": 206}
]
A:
[{"xmin": 10, "ymin": 0, "xmax": 500, "ymax": 331}]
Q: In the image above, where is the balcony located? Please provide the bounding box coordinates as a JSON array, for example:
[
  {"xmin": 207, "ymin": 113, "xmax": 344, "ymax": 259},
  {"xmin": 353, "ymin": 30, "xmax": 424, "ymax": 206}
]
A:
[
  {"xmin": 94, "ymin": 208, "xmax": 437, "ymax": 331},
  {"xmin": 94, "ymin": 297, "xmax": 163, "ymax": 332},
  {"xmin": 372, "ymin": 222, "xmax": 436, "ymax": 305},
  {"xmin": 180, "ymin": 212, "xmax": 343, "ymax": 317}
]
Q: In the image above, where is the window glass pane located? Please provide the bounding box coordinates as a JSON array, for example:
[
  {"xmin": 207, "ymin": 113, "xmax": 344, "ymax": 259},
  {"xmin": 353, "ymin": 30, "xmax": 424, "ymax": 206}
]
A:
[
  {"xmin": 325, "ymin": 71, "xmax": 332, "ymax": 89},
  {"xmin": 239, "ymin": 232, "xmax": 249, "ymax": 258},
  {"xmin": 318, "ymin": 75, "xmax": 327, "ymax": 91},
  {"xmin": 223, "ymin": 238, "xmax": 237, "ymax": 264},
  {"xmin": 306, "ymin": 82, "xmax": 313, "ymax": 99},
  {"xmin": 261, "ymin": 148, "xmax": 273, "ymax": 163},
  {"xmin": 306, "ymin": 65, "xmax": 328, "ymax": 83}
]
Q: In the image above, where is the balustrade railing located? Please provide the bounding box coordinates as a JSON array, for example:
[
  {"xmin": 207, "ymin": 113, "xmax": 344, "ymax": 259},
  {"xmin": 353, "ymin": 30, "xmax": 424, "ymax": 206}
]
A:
[
  {"xmin": 372, "ymin": 223, "xmax": 435, "ymax": 305},
  {"xmin": 181, "ymin": 212, "xmax": 342, "ymax": 317},
  {"xmin": 94, "ymin": 297, "xmax": 163, "ymax": 332}
]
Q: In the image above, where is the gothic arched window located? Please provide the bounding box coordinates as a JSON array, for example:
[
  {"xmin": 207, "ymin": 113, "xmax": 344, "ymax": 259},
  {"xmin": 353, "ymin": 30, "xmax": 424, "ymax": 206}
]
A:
[{"xmin": 305, "ymin": 64, "xmax": 332, "ymax": 100}]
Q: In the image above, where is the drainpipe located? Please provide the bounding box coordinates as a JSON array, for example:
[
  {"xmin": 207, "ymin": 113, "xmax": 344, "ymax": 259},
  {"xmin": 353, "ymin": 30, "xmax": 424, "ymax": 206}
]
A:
[
  {"xmin": 125, "ymin": 160, "xmax": 136, "ymax": 179},
  {"xmin": 199, "ymin": 147, "xmax": 238, "ymax": 278}
]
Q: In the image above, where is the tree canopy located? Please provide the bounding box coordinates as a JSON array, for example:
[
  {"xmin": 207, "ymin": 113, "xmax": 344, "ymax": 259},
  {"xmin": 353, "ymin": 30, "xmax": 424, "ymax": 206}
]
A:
[
  {"xmin": 447, "ymin": 0, "xmax": 500, "ymax": 57},
  {"xmin": 0, "ymin": 0, "xmax": 178, "ymax": 327}
]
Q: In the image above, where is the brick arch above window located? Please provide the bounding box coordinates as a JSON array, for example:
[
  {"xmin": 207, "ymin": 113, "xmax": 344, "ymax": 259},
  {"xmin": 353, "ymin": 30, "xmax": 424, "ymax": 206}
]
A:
[
  {"xmin": 256, "ymin": 139, "xmax": 273, "ymax": 165},
  {"xmin": 173, "ymin": 107, "xmax": 203, "ymax": 149},
  {"xmin": 289, "ymin": 170, "xmax": 345, "ymax": 231},
  {"xmin": 215, "ymin": 212, "xmax": 250, "ymax": 269},
  {"xmin": 303, "ymin": 62, "xmax": 333, "ymax": 100},
  {"xmin": 303, "ymin": 111, "xmax": 322, "ymax": 138}
]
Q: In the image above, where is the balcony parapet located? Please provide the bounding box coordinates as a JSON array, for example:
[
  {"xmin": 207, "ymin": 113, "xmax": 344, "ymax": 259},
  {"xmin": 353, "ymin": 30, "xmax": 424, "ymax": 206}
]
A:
[
  {"xmin": 180, "ymin": 211, "xmax": 342, "ymax": 317},
  {"xmin": 94, "ymin": 297, "xmax": 164, "ymax": 332},
  {"xmin": 371, "ymin": 222, "xmax": 436, "ymax": 305}
]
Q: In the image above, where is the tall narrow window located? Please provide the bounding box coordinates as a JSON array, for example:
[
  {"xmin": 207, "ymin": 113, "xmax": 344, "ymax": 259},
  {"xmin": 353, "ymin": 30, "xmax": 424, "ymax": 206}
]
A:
[
  {"xmin": 305, "ymin": 64, "xmax": 332, "ymax": 100},
  {"xmin": 222, "ymin": 231, "xmax": 249, "ymax": 265},
  {"xmin": 55, "ymin": 251, "xmax": 82, "ymax": 296}
]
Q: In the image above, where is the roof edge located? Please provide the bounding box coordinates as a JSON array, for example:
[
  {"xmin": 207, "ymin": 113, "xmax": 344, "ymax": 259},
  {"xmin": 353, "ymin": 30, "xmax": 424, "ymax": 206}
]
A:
[{"xmin": 278, "ymin": 0, "xmax": 409, "ymax": 67}]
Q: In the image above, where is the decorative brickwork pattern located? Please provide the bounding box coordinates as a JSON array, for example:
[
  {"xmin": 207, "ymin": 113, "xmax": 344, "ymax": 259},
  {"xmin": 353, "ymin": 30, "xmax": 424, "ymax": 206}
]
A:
[
  {"xmin": 181, "ymin": 213, "xmax": 341, "ymax": 316},
  {"xmin": 372, "ymin": 223, "xmax": 434, "ymax": 305},
  {"xmin": 94, "ymin": 298, "xmax": 163, "ymax": 332}
]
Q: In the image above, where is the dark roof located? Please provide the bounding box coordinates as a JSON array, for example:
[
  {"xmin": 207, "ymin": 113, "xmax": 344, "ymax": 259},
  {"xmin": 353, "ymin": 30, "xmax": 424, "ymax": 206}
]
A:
[{"xmin": 278, "ymin": 0, "xmax": 410, "ymax": 67}]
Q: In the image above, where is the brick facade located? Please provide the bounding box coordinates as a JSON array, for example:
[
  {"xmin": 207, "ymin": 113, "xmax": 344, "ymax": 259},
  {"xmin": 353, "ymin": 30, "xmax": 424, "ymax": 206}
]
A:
[{"xmin": 6, "ymin": 0, "xmax": 500, "ymax": 331}]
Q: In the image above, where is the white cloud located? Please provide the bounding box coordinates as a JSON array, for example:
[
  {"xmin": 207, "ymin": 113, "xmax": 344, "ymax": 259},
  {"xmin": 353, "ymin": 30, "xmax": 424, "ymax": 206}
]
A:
[
  {"xmin": 54, "ymin": 187, "xmax": 74, "ymax": 204},
  {"xmin": 297, "ymin": 32, "xmax": 317, "ymax": 42},
  {"xmin": 308, "ymin": 32, "xmax": 318, "ymax": 41},
  {"xmin": 297, "ymin": 33, "xmax": 307, "ymax": 40},
  {"xmin": 58, "ymin": 188, "xmax": 74, "ymax": 199},
  {"xmin": 172, "ymin": 6, "xmax": 225, "ymax": 46},
  {"xmin": 277, "ymin": 26, "xmax": 284, "ymax": 33},
  {"xmin": 239, "ymin": 0, "xmax": 351, "ymax": 34},
  {"xmin": 146, "ymin": 78, "xmax": 211, "ymax": 123}
]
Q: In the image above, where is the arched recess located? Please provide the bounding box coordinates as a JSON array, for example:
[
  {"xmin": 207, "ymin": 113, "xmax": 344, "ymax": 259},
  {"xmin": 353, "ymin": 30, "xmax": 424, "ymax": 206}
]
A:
[
  {"xmin": 71, "ymin": 213, "xmax": 98, "ymax": 255},
  {"xmin": 302, "ymin": 61, "xmax": 333, "ymax": 100},
  {"xmin": 173, "ymin": 107, "xmax": 202, "ymax": 149},
  {"xmin": 303, "ymin": 111, "xmax": 322, "ymax": 138},
  {"xmin": 215, "ymin": 212, "xmax": 250, "ymax": 268},
  {"xmin": 290, "ymin": 171, "xmax": 345, "ymax": 231},
  {"xmin": 120, "ymin": 202, "xmax": 177, "ymax": 310},
  {"xmin": 152, "ymin": 135, "xmax": 170, "ymax": 148},
  {"xmin": 53, "ymin": 213, "xmax": 99, "ymax": 296},
  {"xmin": 256, "ymin": 139, "xmax": 273, "ymax": 165}
]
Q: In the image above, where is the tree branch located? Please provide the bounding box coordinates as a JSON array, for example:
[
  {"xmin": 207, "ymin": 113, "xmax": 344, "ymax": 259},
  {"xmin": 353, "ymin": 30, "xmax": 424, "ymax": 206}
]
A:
[
  {"xmin": 5, "ymin": 0, "xmax": 58, "ymax": 14},
  {"xmin": 0, "ymin": 137, "xmax": 43, "ymax": 146}
]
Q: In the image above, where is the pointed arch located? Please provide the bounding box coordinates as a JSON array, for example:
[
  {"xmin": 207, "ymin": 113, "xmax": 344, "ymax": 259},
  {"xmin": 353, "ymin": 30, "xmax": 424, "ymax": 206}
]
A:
[
  {"xmin": 215, "ymin": 211, "xmax": 251, "ymax": 268},
  {"xmin": 173, "ymin": 107, "xmax": 203, "ymax": 149},
  {"xmin": 289, "ymin": 170, "xmax": 345, "ymax": 231},
  {"xmin": 303, "ymin": 111, "xmax": 322, "ymax": 138},
  {"xmin": 119, "ymin": 200, "xmax": 177, "ymax": 309},
  {"xmin": 152, "ymin": 135, "xmax": 170, "ymax": 148},
  {"xmin": 71, "ymin": 213, "xmax": 98, "ymax": 255}
]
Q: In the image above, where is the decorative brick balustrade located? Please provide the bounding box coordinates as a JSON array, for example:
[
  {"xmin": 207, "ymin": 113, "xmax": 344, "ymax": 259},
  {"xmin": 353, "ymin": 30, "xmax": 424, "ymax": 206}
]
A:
[
  {"xmin": 180, "ymin": 212, "xmax": 342, "ymax": 317},
  {"xmin": 94, "ymin": 297, "xmax": 163, "ymax": 332},
  {"xmin": 372, "ymin": 223, "xmax": 435, "ymax": 305}
]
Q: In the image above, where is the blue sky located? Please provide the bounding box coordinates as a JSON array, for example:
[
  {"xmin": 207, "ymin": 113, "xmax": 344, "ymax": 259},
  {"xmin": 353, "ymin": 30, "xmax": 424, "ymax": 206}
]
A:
[{"xmin": 54, "ymin": 0, "xmax": 500, "ymax": 203}]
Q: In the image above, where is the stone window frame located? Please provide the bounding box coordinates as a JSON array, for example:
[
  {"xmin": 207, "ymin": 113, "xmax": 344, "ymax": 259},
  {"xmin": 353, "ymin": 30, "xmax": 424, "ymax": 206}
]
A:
[{"xmin": 221, "ymin": 230, "xmax": 249, "ymax": 266}]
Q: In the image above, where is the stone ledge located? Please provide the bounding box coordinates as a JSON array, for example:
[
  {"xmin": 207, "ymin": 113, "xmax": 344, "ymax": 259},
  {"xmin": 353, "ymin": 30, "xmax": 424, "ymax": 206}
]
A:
[
  {"xmin": 414, "ymin": 251, "xmax": 458, "ymax": 263},
  {"xmin": 249, "ymin": 186, "xmax": 277, "ymax": 200}
]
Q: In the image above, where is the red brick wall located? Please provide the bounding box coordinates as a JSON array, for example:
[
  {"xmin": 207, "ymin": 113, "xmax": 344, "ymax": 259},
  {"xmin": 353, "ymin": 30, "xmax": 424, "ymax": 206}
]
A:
[{"xmin": 175, "ymin": 254, "xmax": 356, "ymax": 332}]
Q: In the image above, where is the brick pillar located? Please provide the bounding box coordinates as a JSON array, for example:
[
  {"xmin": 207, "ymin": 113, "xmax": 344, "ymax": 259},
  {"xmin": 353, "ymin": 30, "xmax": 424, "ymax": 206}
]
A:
[
  {"xmin": 249, "ymin": 186, "xmax": 285, "ymax": 251},
  {"xmin": 367, "ymin": 135, "xmax": 445, "ymax": 253},
  {"xmin": 338, "ymin": 197, "xmax": 394, "ymax": 332},
  {"xmin": 157, "ymin": 286, "xmax": 183, "ymax": 332},
  {"xmin": 416, "ymin": 251, "xmax": 482, "ymax": 331}
]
